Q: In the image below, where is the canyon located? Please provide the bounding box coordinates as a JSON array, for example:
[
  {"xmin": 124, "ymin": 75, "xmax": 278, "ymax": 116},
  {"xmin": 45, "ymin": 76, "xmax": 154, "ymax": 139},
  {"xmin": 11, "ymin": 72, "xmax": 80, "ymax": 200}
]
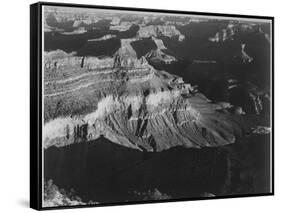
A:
[{"xmin": 42, "ymin": 6, "xmax": 272, "ymax": 207}]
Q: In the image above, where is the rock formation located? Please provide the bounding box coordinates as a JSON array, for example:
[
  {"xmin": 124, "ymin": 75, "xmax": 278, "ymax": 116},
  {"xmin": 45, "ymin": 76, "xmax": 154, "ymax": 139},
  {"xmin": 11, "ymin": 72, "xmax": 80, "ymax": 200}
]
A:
[
  {"xmin": 241, "ymin": 43, "xmax": 253, "ymax": 63},
  {"xmin": 145, "ymin": 49, "xmax": 176, "ymax": 64},
  {"xmin": 137, "ymin": 25, "xmax": 185, "ymax": 41},
  {"xmin": 208, "ymin": 23, "xmax": 236, "ymax": 42},
  {"xmin": 44, "ymin": 43, "xmax": 248, "ymax": 151},
  {"xmin": 109, "ymin": 22, "xmax": 132, "ymax": 31},
  {"xmin": 88, "ymin": 34, "xmax": 116, "ymax": 41},
  {"xmin": 145, "ymin": 37, "xmax": 177, "ymax": 64}
]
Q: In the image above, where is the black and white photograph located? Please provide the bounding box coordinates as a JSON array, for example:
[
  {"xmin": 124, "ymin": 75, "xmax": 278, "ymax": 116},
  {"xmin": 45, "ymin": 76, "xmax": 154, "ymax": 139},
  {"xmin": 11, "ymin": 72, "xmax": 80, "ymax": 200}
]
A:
[{"xmin": 31, "ymin": 2, "xmax": 273, "ymax": 209}]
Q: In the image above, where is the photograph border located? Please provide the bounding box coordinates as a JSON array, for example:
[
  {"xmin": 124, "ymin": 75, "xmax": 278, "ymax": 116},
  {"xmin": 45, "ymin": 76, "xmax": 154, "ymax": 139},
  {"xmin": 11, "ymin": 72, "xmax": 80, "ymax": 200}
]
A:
[{"xmin": 30, "ymin": 1, "xmax": 274, "ymax": 210}]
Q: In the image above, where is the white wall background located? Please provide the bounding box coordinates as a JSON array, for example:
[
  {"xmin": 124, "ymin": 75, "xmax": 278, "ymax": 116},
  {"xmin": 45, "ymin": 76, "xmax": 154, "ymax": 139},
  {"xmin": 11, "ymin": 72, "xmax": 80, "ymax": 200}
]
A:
[{"xmin": 0, "ymin": 0, "xmax": 279, "ymax": 212}]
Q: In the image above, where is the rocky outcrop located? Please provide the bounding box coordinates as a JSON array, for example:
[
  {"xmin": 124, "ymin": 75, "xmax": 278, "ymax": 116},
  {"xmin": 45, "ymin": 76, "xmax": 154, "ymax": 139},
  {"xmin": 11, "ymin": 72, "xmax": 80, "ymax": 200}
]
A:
[
  {"xmin": 110, "ymin": 17, "xmax": 121, "ymax": 25},
  {"xmin": 137, "ymin": 25, "xmax": 185, "ymax": 41},
  {"xmin": 109, "ymin": 22, "xmax": 132, "ymax": 31},
  {"xmin": 44, "ymin": 51, "xmax": 114, "ymax": 71},
  {"xmin": 43, "ymin": 180, "xmax": 89, "ymax": 207},
  {"xmin": 252, "ymin": 126, "xmax": 271, "ymax": 134},
  {"xmin": 227, "ymin": 80, "xmax": 270, "ymax": 115},
  {"xmin": 72, "ymin": 19, "xmax": 94, "ymax": 27},
  {"xmin": 145, "ymin": 49, "xmax": 176, "ymax": 64},
  {"xmin": 116, "ymin": 38, "xmax": 138, "ymax": 58},
  {"xmin": 88, "ymin": 34, "xmax": 116, "ymax": 41},
  {"xmin": 248, "ymin": 87, "xmax": 270, "ymax": 115},
  {"xmin": 145, "ymin": 37, "xmax": 177, "ymax": 64},
  {"xmin": 208, "ymin": 23, "xmax": 235, "ymax": 42},
  {"xmin": 61, "ymin": 27, "xmax": 87, "ymax": 35},
  {"xmin": 241, "ymin": 44, "xmax": 253, "ymax": 63},
  {"xmin": 151, "ymin": 37, "xmax": 167, "ymax": 50}
]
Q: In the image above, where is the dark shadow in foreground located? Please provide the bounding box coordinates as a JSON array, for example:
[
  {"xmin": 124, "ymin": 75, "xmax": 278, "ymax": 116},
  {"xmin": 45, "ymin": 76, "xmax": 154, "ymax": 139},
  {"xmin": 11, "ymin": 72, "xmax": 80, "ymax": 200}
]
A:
[{"xmin": 44, "ymin": 134, "xmax": 270, "ymax": 204}]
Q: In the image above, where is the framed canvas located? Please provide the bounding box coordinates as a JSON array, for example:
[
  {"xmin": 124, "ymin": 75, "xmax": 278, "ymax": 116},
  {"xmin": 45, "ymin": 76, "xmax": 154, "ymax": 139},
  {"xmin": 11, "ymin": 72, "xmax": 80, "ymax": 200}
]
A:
[{"xmin": 30, "ymin": 2, "xmax": 274, "ymax": 210}]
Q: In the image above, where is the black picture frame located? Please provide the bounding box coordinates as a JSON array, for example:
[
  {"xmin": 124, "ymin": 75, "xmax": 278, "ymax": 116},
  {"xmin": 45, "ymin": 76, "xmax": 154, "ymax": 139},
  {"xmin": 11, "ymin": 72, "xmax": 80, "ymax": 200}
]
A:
[{"xmin": 30, "ymin": 1, "xmax": 274, "ymax": 210}]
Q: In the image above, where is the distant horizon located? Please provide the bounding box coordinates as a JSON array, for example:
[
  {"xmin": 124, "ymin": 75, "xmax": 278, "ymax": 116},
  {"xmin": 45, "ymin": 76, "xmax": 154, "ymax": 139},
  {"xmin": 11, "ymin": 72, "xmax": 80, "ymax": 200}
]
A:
[{"xmin": 43, "ymin": 5, "xmax": 271, "ymax": 24}]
